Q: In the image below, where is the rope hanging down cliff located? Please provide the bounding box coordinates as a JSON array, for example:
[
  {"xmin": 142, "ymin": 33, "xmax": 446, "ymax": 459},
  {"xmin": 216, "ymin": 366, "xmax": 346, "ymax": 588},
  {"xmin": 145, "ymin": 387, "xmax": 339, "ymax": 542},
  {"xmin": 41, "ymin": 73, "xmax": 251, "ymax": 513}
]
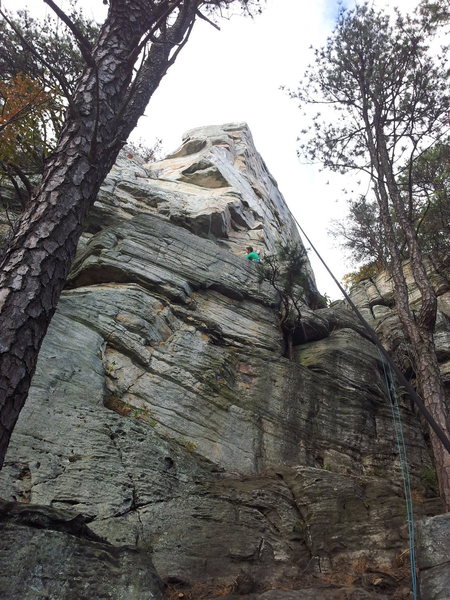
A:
[
  {"xmin": 291, "ymin": 214, "xmax": 450, "ymax": 455},
  {"xmin": 379, "ymin": 352, "xmax": 419, "ymax": 600}
]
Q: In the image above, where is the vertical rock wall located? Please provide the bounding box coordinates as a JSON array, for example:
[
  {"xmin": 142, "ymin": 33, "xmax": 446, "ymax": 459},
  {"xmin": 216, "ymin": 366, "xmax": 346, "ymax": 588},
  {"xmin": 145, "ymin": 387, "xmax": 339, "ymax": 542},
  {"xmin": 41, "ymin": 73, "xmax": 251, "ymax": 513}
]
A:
[{"xmin": 0, "ymin": 124, "xmax": 444, "ymax": 600}]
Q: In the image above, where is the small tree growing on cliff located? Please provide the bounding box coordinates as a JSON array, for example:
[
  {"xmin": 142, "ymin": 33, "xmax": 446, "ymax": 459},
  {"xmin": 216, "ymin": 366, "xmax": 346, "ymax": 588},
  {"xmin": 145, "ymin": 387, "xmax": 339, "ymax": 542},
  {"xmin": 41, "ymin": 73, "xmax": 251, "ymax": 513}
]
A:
[
  {"xmin": 0, "ymin": 0, "xmax": 263, "ymax": 469},
  {"xmin": 291, "ymin": 3, "xmax": 450, "ymax": 509},
  {"xmin": 258, "ymin": 242, "xmax": 308, "ymax": 360}
]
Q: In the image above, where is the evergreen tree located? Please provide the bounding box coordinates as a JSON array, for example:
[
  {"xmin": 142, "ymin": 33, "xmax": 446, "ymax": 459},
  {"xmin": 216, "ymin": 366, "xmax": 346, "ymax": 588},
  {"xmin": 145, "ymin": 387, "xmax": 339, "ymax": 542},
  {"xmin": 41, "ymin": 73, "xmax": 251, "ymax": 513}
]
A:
[
  {"xmin": 292, "ymin": 3, "xmax": 450, "ymax": 509},
  {"xmin": 332, "ymin": 141, "xmax": 450, "ymax": 286},
  {"xmin": 258, "ymin": 242, "xmax": 310, "ymax": 360}
]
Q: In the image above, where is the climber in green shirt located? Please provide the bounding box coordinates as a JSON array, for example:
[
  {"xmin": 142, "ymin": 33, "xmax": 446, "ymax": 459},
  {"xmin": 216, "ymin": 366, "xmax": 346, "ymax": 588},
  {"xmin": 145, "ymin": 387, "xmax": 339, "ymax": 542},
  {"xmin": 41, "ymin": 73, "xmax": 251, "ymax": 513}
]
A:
[{"xmin": 246, "ymin": 246, "xmax": 260, "ymax": 262}]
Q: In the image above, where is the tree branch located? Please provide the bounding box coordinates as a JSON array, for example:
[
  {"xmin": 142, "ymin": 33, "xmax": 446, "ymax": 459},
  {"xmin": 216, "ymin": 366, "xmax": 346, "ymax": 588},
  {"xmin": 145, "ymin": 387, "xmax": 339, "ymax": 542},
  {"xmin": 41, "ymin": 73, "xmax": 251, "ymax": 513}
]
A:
[
  {"xmin": 196, "ymin": 9, "xmax": 221, "ymax": 30},
  {"xmin": 43, "ymin": 0, "xmax": 95, "ymax": 67},
  {"xmin": 0, "ymin": 9, "xmax": 73, "ymax": 101},
  {"xmin": 129, "ymin": 0, "xmax": 185, "ymax": 60}
]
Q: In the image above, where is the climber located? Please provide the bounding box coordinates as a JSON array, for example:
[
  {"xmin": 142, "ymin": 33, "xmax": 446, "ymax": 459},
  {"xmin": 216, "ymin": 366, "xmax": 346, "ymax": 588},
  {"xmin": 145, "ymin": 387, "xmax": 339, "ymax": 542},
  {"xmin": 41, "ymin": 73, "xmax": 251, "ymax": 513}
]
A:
[{"xmin": 245, "ymin": 246, "xmax": 260, "ymax": 262}]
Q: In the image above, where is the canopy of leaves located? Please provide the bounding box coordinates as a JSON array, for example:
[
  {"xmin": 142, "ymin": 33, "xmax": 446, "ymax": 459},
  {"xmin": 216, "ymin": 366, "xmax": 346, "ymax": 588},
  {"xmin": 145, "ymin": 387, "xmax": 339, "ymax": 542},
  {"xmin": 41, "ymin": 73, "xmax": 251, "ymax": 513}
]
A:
[
  {"xmin": 342, "ymin": 261, "xmax": 381, "ymax": 291},
  {"xmin": 292, "ymin": 3, "xmax": 450, "ymax": 178},
  {"xmin": 259, "ymin": 242, "xmax": 308, "ymax": 292},
  {"xmin": 292, "ymin": 2, "xmax": 449, "ymax": 285},
  {"xmin": 405, "ymin": 141, "xmax": 450, "ymax": 265},
  {"xmin": 0, "ymin": 73, "xmax": 63, "ymax": 179},
  {"xmin": 419, "ymin": 0, "xmax": 450, "ymax": 29},
  {"xmin": 0, "ymin": 6, "xmax": 99, "ymax": 98},
  {"xmin": 329, "ymin": 196, "xmax": 386, "ymax": 265},
  {"xmin": 0, "ymin": 6, "xmax": 99, "ymax": 204},
  {"xmin": 333, "ymin": 139, "xmax": 450, "ymax": 278}
]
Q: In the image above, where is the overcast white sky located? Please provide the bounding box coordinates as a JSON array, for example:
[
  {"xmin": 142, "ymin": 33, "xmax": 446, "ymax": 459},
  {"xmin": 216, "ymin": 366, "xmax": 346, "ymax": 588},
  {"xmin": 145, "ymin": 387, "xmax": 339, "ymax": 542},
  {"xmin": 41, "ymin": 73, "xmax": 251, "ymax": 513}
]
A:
[{"xmin": 4, "ymin": 0, "xmax": 424, "ymax": 297}]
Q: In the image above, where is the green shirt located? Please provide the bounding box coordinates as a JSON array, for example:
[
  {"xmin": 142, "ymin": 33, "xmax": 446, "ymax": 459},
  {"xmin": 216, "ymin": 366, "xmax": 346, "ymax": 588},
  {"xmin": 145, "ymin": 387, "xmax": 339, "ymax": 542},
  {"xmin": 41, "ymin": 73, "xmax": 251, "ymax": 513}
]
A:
[{"xmin": 246, "ymin": 251, "xmax": 260, "ymax": 262}]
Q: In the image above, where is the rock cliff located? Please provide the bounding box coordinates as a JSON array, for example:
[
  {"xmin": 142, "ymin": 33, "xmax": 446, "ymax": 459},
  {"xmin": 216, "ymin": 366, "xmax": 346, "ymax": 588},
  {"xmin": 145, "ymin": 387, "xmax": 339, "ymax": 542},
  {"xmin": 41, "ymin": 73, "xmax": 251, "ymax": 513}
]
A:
[{"xmin": 0, "ymin": 123, "xmax": 448, "ymax": 600}]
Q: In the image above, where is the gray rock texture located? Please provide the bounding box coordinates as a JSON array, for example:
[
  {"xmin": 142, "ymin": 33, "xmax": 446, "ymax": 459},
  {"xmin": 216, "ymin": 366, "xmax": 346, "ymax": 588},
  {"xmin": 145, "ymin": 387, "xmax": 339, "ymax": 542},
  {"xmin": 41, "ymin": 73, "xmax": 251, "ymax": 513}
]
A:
[
  {"xmin": 0, "ymin": 501, "xmax": 164, "ymax": 600},
  {"xmin": 346, "ymin": 260, "xmax": 450, "ymax": 389},
  {"xmin": 416, "ymin": 513, "xmax": 450, "ymax": 600},
  {"xmin": 0, "ymin": 124, "xmax": 447, "ymax": 599}
]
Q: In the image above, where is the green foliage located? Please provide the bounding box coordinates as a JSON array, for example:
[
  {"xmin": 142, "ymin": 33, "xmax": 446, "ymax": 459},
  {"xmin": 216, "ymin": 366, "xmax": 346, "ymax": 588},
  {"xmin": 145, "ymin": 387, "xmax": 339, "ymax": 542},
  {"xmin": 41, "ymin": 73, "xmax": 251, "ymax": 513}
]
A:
[
  {"xmin": 334, "ymin": 140, "xmax": 450, "ymax": 282},
  {"xmin": 419, "ymin": 0, "xmax": 450, "ymax": 29},
  {"xmin": 318, "ymin": 292, "xmax": 331, "ymax": 308},
  {"xmin": 342, "ymin": 262, "xmax": 382, "ymax": 291},
  {"xmin": 258, "ymin": 242, "xmax": 308, "ymax": 297},
  {"xmin": 258, "ymin": 241, "xmax": 309, "ymax": 359},
  {"xmin": 405, "ymin": 141, "xmax": 450, "ymax": 271},
  {"xmin": 421, "ymin": 466, "xmax": 438, "ymax": 492},
  {"xmin": 293, "ymin": 2, "xmax": 449, "ymax": 174},
  {"xmin": 0, "ymin": 72, "xmax": 63, "ymax": 173},
  {"xmin": 0, "ymin": 6, "xmax": 98, "ymax": 94},
  {"xmin": 330, "ymin": 196, "xmax": 387, "ymax": 266},
  {"xmin": 294, "ymin": 2, "xmax": 449, "ymax": 283},
  {"xmin": 0, "ymin": 6, "xmax": 99, "ymax": 204}
]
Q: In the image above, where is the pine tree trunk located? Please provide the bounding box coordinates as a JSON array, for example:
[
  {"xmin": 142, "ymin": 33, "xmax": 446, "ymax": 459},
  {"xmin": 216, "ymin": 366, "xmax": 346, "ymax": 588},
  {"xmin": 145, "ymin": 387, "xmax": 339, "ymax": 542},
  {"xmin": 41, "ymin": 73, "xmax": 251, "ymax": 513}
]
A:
[
  {"xmin": 414, "ymin": 333, "xmax": 450, "ymax": 509},
  {"xmin": 374, "ymin": 169, "xmax": 450, "ymax": 511},
  {"xmin": 359, "ymin": 104, "xmax": 450, "ymax": 510},
  {"xmin": 377, "ymin": 136, "xmax": 450, "ymax": 510},
  {"xmin": 0, "ymin": 0, "xmax": 199, "ymax": 468}
]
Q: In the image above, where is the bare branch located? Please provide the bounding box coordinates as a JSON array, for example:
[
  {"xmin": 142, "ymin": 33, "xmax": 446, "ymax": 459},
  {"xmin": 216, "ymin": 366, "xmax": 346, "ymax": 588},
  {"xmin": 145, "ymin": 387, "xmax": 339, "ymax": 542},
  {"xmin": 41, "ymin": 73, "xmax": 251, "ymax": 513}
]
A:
[
  {"xmin": 0, "ymin": 8, "xmax": 73, "ymax": 101},
  {"xmin": 196, "ymin": 9, "xmax": 221, "ymax": 30},
  {"xmin": 43, "ymin": 0, "xmax": 95, "ymax": 67}
]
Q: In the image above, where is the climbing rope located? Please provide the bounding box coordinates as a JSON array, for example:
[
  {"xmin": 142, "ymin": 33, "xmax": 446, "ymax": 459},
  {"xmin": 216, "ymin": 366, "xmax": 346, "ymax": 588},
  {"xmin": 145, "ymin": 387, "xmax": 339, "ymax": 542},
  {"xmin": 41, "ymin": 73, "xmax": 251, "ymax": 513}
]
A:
[
  {"xmin": 284, "ymin": 210, "xmax": 450, "ymax": 600},
  {"xmin": 379, "ymin": 351, "xmax": 418, "ymax": 600},
  {"xmin": 290, "ymin": 212, "xmax": 450, "ymax": 454}
]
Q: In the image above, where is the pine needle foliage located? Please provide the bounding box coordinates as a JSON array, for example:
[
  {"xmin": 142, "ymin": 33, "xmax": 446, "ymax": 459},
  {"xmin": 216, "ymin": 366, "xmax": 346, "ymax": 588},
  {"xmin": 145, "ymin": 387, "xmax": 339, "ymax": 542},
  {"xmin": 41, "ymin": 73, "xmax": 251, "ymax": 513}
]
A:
[
  {"xmin": 0, "ymin": 7, "xmax": 99, "ymax": 205},
  {"xmin": 258, "ymin": 242, "xmax": 308, "ymax": 359}
]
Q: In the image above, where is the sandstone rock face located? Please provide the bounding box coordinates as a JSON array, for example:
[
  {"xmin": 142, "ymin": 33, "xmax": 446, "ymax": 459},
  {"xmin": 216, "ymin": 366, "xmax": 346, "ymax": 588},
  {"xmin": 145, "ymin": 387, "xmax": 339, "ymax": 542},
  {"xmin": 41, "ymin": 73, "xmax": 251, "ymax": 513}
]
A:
[
  {"xmin": 0, "ymin": 501, "xmax": 164, "ymax": 600},
  {"xmin": 0, "ymin": 124, "xmax": 445, "ymax": 599},
  {"xmin": 416, "ymin": 513, "xmax": 450, "ymax": 600},
  {"xmin": 91, "ymin": 123, "xmax": 306, "ymax": 255},
  {"xmin": 346, "ymin": 261, "xmax": 450, "ymax": 389}
]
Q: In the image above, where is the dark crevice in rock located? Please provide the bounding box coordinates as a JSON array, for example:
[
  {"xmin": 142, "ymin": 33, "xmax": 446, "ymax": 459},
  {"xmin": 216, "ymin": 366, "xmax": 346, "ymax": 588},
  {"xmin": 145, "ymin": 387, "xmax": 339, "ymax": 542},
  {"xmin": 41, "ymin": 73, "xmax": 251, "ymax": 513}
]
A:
[
  {"xmin": 370, "ymin": 299, "xmax": 395, "ymax": 310},
  {"xmin": 0, "ymin": 500, "xmax": 102, "ymax": 543},
  {"xmin": 67, "ymin": 265, "xmax": 138, "ymax": 289},
  {"xmin": 273, "ymin": 472, "xmax": 313, "ymax": 560},
  {"xmin": 102, "ymin": 423, "xmax": 143, "ymax": 543}
]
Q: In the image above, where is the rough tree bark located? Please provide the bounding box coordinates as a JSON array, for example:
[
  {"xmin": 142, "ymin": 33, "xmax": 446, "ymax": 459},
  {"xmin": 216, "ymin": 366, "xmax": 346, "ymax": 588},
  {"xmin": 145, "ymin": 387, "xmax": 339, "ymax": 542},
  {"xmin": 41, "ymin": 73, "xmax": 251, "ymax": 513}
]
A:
[
  {"xmin": 0, "ymin": 0, "xmax": 222, "ymax": 467},
  {"xmin": 296, "ymin": 2, "xmax": 450, "ymax": 510},
  {"xmin": 368, "ymin": 119, "xmax": 450, "ymax": 510}
]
